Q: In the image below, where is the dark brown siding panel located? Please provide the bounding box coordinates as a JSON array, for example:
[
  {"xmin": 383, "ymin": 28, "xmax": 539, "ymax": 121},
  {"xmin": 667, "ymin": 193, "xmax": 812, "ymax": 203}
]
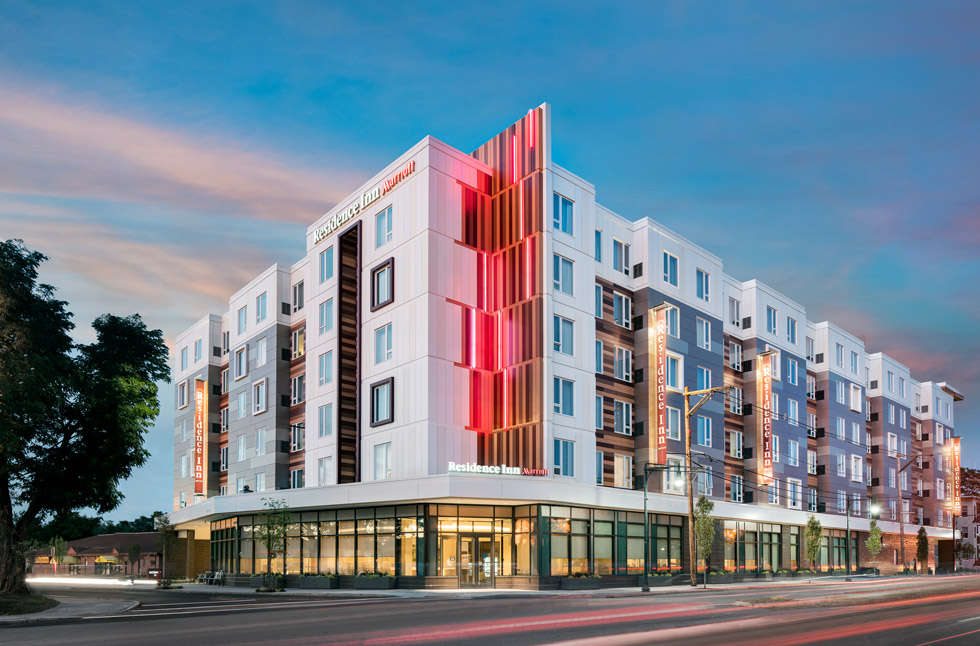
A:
[{"xmin": 338, "ymin": 222, "xmax": 360, "ymax": 483}]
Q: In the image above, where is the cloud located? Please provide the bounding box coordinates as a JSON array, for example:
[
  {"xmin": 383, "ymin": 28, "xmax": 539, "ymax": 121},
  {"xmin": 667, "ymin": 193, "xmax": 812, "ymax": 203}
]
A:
[{"xmin": 0, "ymin": 82, "xmax": 362, "ymax": 222}]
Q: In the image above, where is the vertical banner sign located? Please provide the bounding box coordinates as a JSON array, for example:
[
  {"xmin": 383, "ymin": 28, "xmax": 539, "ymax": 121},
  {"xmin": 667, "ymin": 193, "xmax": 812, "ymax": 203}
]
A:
[
  {"xmin": 953, "ymin": 437, "xmax": 961, "ymax": 513},
  {"xmin": 194, "ymin": 379, "xmax": 207, "ymax": 495},
  {"xmin": 649, "ymin": 307, "xmax": 668, "ymax": 464},
  {"xmin": 760, "ymin": 354, "xmax": 773, "ymax": 484}
]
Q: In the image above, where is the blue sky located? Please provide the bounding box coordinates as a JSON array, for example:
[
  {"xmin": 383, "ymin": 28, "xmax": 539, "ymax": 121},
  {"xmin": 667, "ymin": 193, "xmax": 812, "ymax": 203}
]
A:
[{"xmin": 2, "ymin": 1, "xmax": 978, "ymax": 519}]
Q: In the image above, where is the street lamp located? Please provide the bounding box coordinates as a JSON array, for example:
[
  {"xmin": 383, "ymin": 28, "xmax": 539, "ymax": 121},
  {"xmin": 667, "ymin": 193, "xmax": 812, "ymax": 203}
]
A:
[{"xmin": 641, "ymin": 462, "xmax": 703, "ymax": 591}]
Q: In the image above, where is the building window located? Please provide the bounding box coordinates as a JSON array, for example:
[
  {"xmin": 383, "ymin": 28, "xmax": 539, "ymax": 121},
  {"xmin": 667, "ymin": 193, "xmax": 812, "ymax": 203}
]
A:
[
  {"xmin": 899, "ymin": 409, "xmax": 907, "ymax": 429},
  {"xmin": 851, "ymin": 455, "xmax": 863, "ymax": 482},
  {"xmin": 899, "ymin": 377, "xmax": 906, "ymax": 397},
  {"xmin": 595, "ymin": 451, "xmax": 603, "ymax": 485},
  {"xmin": 729, "ymin": 342, "xmax": 742, "ymax": 370},
  {"xmin": 177, "ymin": 380, "xmax": 188, "ymax": 409},
  {"xmin": 665, "ymin": 305, "xmax": 679, "ymax": 337},
  {"xmin": 290, "ymin": 423, "xmax": 304, "ymax": 452},
  {"xmin": 612, "ymin": 293, "xmax": 632, "ymax": 329},
  {"xmin": 374, "ymin": 442, "xmax": 392, "ymax": 480},
  {"xmin": 256, "ymin": 337, "xmax": 267, "ymax": 367},
  {"xmin": 768, "ymin": 482, "xmax": 779, "ymax": 505},
  {"xmin": 663, "ymin": 251, "xmax": 678, "ymax": 287},
  {"xmin": 850, "ymin": 384, "xmax": 862, "ymax": 412},
  {"xmin": 788, "ymin": 439, "xmax": 799, "ymax": 466},
  {"xmin": 595, "ymin": 395, "xmax": 603, "ymax": 430},
  {"xmin": 237, "ymin": 391, "xmax": 247, "ymax": 420},
  {"xmin": 595, "ymin": 340, "xmax": 603, "ymax": 373},
  {"xmin": 255, "ymin": 428, "xmax": 266, "ymax": 456},
  {"xmin": 837, "ymin": 453, "xmax": 846, "ymax": 477},
  {"xmin": 256, "ymin": 292, "xmax": 267, "ymax": 324},
  {"xmin": 651, "ymin": 407, "xmax": 674, "ymax": 444},
  {"xmin": 731, "ymin": 430, "xmax": 743, "ymax": 458},
  {"xmin": 613, "ymin": 400, "xmax": 633, "ymax": 435},
  {"xmin": 220, "ymin": 446, "xmax": 228, "ymax": 471},
  {"xmin": 808, "ymin": 413, "xmax": 817, "ymax": 437},
  {"xmin": 375, "ymin": 324, "xmax": 393, "ymax": 364},
  {"xmin": 376, "ymin": 205, "xmax": 393, "ymax": 248},
  {"xmin": 697, "ymin": 467, "xmax": 712, "ymax": 496},
  {"xmin": 787, "ymin": 358, "xmax": 798, "ymax": 385},
  {"xmin": 179, "ymin": 491, "xmax": 186, "ymax": 508},
  {"xmin": 234, "ymin": 346, "xmax": 248, "ymax": 380},
  {"xmin": 888, "ymin": 403, "xmax": 895, "ymax": 424},
  {"xmin": 808, "ymin": 488, "xmax": 818, "ymax": 512},
  {"xmin": 807, "ymin": 450, "xmax": 817, "ymax": 475},
  {"xmin": 252, "ymin": 379, "xmax": 267, "ymax": 414},
  {"xmin": 553, "ymin": 315, "xmax": 574, "ymax": 355},
  {"xmin": 836, "ymin": 380, "xmax": 845, "ymax": 404},
  {"xmin": 220, "ymin": 407, "xmax": 228, "ymax": 432},
  {"xmin": 319, "ymin": 299, "xmax": 334, "ymax": 335},
  {"xmin": 222, "ymin": 331, "xmax": 229, "ymax": 354},
  {"xmin": 553, "ymin": 193, "xmax": 573, "ymax": 235},
  {"xmin": 766, "ymin": 306, "xmax": 777, "ymax": 335},
  {"xmin": 613, "ymin": 240, "xmax": 631, "ymax": 276},
  {"xmin": 887, "ymin": 432, "xmax": 897, "ymax": 457},
  {"xmin": 318, "ymin": 351, "xmax": 333, "ymax": 385},
  {"xmin": 180, "ymin": 455, "xmax": 188, "ymax": 478},
  {"xmin": 805, "ymin": 337, "xmax": 815, "ymax": 363},
  {"xmin": 806, "ymin": 375, "xmax": 816, "ymax": 399},
  {"xmin": 554, "ymin": 439, "xmax": 574, "ymax": 477},
  {"xmin": 851, "ymin": 422, "xmax": 861, "ymax": 444},
  {"xmin": 594, "ymin": 284, "xmax": 602, "ymax": 318},
  {"xmin": 837, "ymin": 491, "xmax": 847, "ymax": 514},
  {"xmin": 696, "ymin": 415, "xmax": 711, "ymax": 447},
  {"xmin": 553, "ymin": 377, "xmax": 574, "ymax": 416},
  {"xmin": 665, "ymin": 354, "xmax": 681, "ymax": 390},
  {"xmin": 371, "ymin": 259, "xmax": 395, "ymax": 310},
  {"xmin": 614, "ymin": 455, "xmax": 633, "ymax": 489},
  {"xmin": 835, "ymin": 343, "xmax": 844, "ymax": 368},
  {"xmin": 290, "ymin": 374, "xmax": 305, "ymax": 405},
  {"xmin": 787, "ymin": 399, "xmax": 798, "ymax": 426},
  {"xmin": 731, "ymin": 475, "xmax": 744, "ymax": 503},
  {"xmin": 292, "ymin": 281, "xmax": 305, "ymax": 312},
  {"xmin": 594, "ymin": 229, "xmax": 602, "ymax": 261},
  {"xmin": 237, "ymin": 435, "xmax": 246, "ymax": 462},
  {"xmin": 553, "ymin": 254, "xmax": 574, "ymax": 295},
  {"xmin": 729, "ymin": 387, "xmax": 743, "ymax": 414},
  {"xmin": 193, "ymin": 339, "xmax": 202, "ymax": 363},
  {"xmin": 221, "ymin": 368, "xmax": 229, "ymax": 394},
  {"xmin": 848, "ymin": 351, "xmax": 857, "ymax": 375},
  {"xmin": 696, "ymin": 318, "xmax": 711, "ymax": 351},
  {"xmin": 729, "ymin": 297, "xmax": 741, "ymax": 327},
  {"xmin": 290, "ymin": 468, "xmax": 305, "ymax": 489},
  {"xmin": 370, "ymin": 378, "xmax": 394, "ymax": 426},
  {"xmin": 852, "ymin": 494, "xmax": 862, "ymax": 517},
  {"xmin": 696, "ymin": 269, "xmax": 710, "ymax": 302},
  {"xmin": 319, "ymin": 246, "xmax": 334, "ymax": 284},
  {"xmin": 773, "ymin": 435, "xmax": 779, "ymax": 462},
  {"xmin": 318, "ymin": 403, "xmax": 333, "ymax": 438},
  {"xmin": 664, "ymin": 458, "xmax": 684, "ymax": 493},
  {"xmin": 614, "ymin": 347, "xmax": 632, "ymax": 382},
  {"xmin": 236, "ymin": 477, "xmax": 245, "ymax": 494},
  {"xmin": 237, "ymin": 306, "xmax": 247, "ymax": 335},
  {"xmin": 787, "ymin": 479, "xmax": 802, "ymax": 510},
  {"xmin": 318, "ymin": 457, "xmax": 332, "ymax": 486},
  {"xmin": 290, "ymin": 329, "xmax": 305, "ymax": 359},
  {"xmin": 786, "ymin": 317, "xmax": 797, "ymax": 344},
  {"xmin": 697, "ymin": 366, "xmax": 711, "ymax": 390}
]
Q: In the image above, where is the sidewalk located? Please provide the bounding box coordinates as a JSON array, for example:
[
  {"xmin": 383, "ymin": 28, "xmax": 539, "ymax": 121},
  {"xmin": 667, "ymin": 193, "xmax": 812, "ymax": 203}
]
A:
[{"xmin": 0, "ymin": 601, "xmax": 139, "ymax": 626}]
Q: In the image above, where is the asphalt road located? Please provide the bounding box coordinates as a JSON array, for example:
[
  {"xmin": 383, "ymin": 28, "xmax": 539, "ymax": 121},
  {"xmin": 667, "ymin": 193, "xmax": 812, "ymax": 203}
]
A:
[{"xmin": 6, "ymin": 578, "xmax": 980, "ymax": 645}]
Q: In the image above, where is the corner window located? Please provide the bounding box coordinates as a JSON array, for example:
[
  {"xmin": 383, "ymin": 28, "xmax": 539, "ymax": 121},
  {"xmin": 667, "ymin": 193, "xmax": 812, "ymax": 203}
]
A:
[
  {"xmin": 663, "ymin": 251, "xmax": 678, "ymax": 287},
  {"xmin": 256, "ymin": 292, "xmax": 267, "ymax": 323},
  {"xmin": 376, "ymin": 206, "xmax": 393, "ymax": 248},
  {"xmin": 371, "ymin": 258, "xmax": 395, "ymax": 311},
  {"xmin": 290, "ymin": 423, "xmax": 304, "ymax": 452},
  {"xmin": 730, "ymin": 430, "xmax": 743, "ymax": 458},
  {"xmin": 374, "ymin": 442, "xmax": 392, "ymax": 480},
  {"xmin": 319, "ymin": 246, "xmax": 334, "ymax": 284},
  {"xmin": 766, "ymin": 306, "xmax": 777, "ymax": 335},
  {"xmin": 375, "ymin": 324, "xmax": 393, "ymax": 364},
  {"xmin": 696, "ymin": 269, "xmax": 710, "ymax": 302},
  {"xmin": 290, "ymin": 328, "xmax": 305, "ymax": 359},
  {"xmin": 553, "ymin": 377, "xmax": 574, "ymax": 416},
  {"xmin": 292, "ymin": 281, "xmax": 305, "ymax": 312},
  {"xmin": 554, "ymin": 439, "xmax": 574, "ymax": 477},
  {"xmin": 370, "ymin": 377, "xmax": 394, "ymax": 426},
  {"xmin": 553, "ymin": 193, "xmax": 573, "ymax": 235},
  {"xmin": 290, "ymin": 374, "xmax": 305, "ymax": 405},
  {"xmin": 553, "ymin": 254, "xmax": 574, "ymax": 295}
]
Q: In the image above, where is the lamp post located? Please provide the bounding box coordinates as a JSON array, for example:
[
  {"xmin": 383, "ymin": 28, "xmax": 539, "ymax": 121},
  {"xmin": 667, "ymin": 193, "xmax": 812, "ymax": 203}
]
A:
[
  {"xmin": 641, "ymin": 463, "xmax": 706, "ymax": 591},
  {"xmin": 895, "ymin": 451, "xmax": 919, "ymax": 569}
]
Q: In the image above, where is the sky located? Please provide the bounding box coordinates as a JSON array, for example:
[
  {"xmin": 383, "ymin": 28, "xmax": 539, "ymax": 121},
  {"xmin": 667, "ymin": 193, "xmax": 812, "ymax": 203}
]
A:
[{"xmin": 1, "ymin": 1, "xmax": 978, "ymax": 520}]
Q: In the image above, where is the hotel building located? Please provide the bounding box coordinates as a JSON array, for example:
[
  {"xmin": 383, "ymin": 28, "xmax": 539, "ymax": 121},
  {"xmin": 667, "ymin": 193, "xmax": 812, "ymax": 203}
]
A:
[{"xmin": 170, "ymin": 104, "xmax": 963, "ymax": 586}]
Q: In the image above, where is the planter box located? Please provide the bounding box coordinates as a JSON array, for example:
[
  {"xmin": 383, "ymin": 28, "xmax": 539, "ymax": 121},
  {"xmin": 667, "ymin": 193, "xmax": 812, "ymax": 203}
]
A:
[
  {"xmin": 756, "ymin": 573, "xmax": 773, "ymax": 581},
  {"xmin": 250, "ymin": 575, "xmax": 284, "ymax": 589},
  {"xmin": 560, "ymin": 577, "xmax": 601, "ymax": 590},
  {"xmin": 299, "ymin": 577, "xmax": 339, "ymax": 589},
  {"xmin": 354, "ymin": 576, "xmax": 396, "ymax": 589},
  {"xmin": 708, "ymin": 573, "xmax": 733, "ymax": 584},
  {"xmin": 646, "ymin": 576, "xmax": 674, "ymax": 587}
]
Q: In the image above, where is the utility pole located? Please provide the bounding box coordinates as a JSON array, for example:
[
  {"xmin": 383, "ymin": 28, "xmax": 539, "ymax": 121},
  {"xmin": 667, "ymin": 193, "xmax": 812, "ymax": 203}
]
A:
[
  {"xmin": 683, "ymin": 384, "xmax": 733, "ymax": 587},
  {"xmin": 896, "ymin": 451, "xmax": 919, "ymax": 568}
]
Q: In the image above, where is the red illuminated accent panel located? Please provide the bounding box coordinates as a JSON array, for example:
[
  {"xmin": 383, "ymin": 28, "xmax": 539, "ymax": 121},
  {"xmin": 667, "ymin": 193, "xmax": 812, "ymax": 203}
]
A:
[
  {"xmin": 953, "ymin": 437, "xmax": 961, "ymax": 512},
  {"xmin": 760, "ymin": 355, "xmax": 773, "ymax": 485},
  {"xmin": 651, "ymin": 309, "xmax": 668, "ymax": 464},
  {"xmin": 194, "ymin": 379, "xmax": 207, "ymax": 495}
]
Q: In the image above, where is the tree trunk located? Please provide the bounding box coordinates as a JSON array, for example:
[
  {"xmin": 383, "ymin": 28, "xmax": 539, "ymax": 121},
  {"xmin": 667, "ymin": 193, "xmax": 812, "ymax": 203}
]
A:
[{"xmin": 0, "ymin": 482, "xmax": 29, "ymax": 594}]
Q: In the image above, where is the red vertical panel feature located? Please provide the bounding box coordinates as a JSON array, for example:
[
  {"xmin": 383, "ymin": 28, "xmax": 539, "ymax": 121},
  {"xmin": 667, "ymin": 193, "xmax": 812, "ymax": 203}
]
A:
[
  {"xmin": 652, "ymin": 309, "xmax": 668, "ymax": 465},
  {"xmin": 760, "ymin": 354, "xmax": 773, "ymax": 484}
]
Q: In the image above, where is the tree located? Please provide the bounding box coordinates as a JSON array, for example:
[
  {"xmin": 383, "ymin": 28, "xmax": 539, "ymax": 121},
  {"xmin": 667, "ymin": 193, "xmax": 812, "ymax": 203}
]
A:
[
  {"xmin": 25, "ymin": 511, "xmax": 105, "ymax": 545},
  {"xmin": 256, "ymin": 498, "xmax": 290, "ymax": 590},
  {"xmin": 804, "ymin": 515, "xmax": 823, "ymax": 571},
  {"xmin": 916, "ymin": 526, "xmax": 929, "ymax": 573},
  {"xmin": 694, "ymin": 495, "xmax": 715, "ymax": 588},
  {"xmin": 50, "ymin": 537, "xmax": 68, "ymax": 574},
  {"xmin": 156, "ymin": 513, "xmax": 178, "ymax": 588},
  {"xmin": 866, "ymin": 520, "xmax": 883, "ymax": 575},
  {"xmin": 954, "ymin": 539, "xmax": 975, "ymax": 570},
  {"xmin": 0, "ymin": 239, "xmax": 170, "ymax": 593},
  {"xmin": 127, "ymin": 542, "xmax": 142, "ymax": 576}
]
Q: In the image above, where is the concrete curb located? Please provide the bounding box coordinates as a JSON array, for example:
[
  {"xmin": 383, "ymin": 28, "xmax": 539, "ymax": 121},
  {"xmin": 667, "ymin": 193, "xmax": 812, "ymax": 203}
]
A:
[{"xmin": 0, "ymin": 600, "xmax": 141, "ymax": 627}]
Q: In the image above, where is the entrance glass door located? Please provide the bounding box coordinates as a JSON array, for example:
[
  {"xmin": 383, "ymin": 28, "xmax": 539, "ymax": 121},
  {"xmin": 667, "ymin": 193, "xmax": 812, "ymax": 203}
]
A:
[{"xmin": 459, "ymin": 535, "xmax": 495, "ymax": 588}]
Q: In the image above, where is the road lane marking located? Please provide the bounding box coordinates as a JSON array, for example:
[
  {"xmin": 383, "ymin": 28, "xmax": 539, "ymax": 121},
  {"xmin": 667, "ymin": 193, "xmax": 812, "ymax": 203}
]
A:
[
  {"xmin": 915, "ymin": 626, "xmax": 980, "ymax": 646},
  {"xmin": 957, "ymin": 615, "xmax": 980, "ymax": 623}
]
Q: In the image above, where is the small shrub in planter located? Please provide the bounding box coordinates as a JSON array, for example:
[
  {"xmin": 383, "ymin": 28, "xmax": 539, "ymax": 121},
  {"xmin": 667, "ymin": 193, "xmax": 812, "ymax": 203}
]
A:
[
  {"xmin": 561, "ymin": 572, "xmax": 601, "ymax": 590},
  {"xmin": 299, "ymin": 573, "xmax": 339, "ymax": 589},
  {"xmin": 251, "ymin": 574, "xmax": 284, "ymax": 590},
  {"xmin": 706, "ymin": 569, "xmax": 733, "ymax": 584},
  {"xmin": 353, "ymin": 572, "xmax": 396, "ymax": 589}
]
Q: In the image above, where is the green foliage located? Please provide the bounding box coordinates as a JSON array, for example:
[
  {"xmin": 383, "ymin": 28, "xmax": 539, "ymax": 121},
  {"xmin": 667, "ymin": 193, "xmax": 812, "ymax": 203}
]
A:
[
  {"xmin": 804, "ymin": 515, "xmax": 822, "ymax": 568},
  {"xmin": 156, "ymin": 513, "xmax": 178, "ymax": 588},
  {"xmin": 916, "ymin": 526, "xmax": 929, "ymax": 572},
  {"xmin": 866, "ymin": 520, "xmax": 883, "ymax": 561},
  {"xmin": 256, "ymin": 498, "xmax": 291, "ymax": 589},
  {"xmin": 49, "ymin": 537, "xmax": 68, "ymax": 565},
  {"xmin": 0, "ymin": 239, "xmax": 169, "ymax": 593},
  {"xmin": 694, "ymin": 495, "xmax": 715, "ymax": 564},
  {"xmin": 960, "ymin": 467, "xmax": 980, "ymax": 497}
]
